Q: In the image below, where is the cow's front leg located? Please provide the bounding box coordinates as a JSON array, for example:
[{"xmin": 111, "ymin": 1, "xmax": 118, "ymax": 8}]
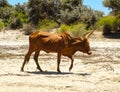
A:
[
  {"xmin": 68, "ymin": 56, "xmax": 74, "ymax": 71},
  {"xmin": 57, "ymin": 53, "xmax": 62, "ymax": 73},
  {"xmin": 34, "ymin": 51, "xmax": 43, "ymax": 72}
]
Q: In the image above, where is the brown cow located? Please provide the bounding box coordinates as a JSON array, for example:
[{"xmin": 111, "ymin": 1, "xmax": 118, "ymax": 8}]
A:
[{"xmin": 21, "ymin": 31, "xmax": 93, "ymax": 73}]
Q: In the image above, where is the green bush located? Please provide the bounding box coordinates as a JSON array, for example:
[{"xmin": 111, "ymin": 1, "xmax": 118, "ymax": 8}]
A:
[
  {"xmin": 57, "ymin": 24, "xmax": 71, "ymax": 33},
  {"xmin": 0, "ymin": 19, "xmax": 4, "ymax": 31},
  {"xmin": 10, "ymin": 18, "xmax": 23, "ymax": 29},
  {"xmin": 57, "ymin": 23, "xmax": 88, "ymax": 37},
  {"xmin": 12, "ymin": 11, "xmax": 28, "ymax": 23},
  {"xmin": 114, "ymin": 14, "xmax": 120, "ymax": 32},
  {"xmin": 0, "ymin": 6, "xmax": 15, "ymax": 26},
  {"xmin": 37, "ymin": 19, "xmax": 58, "ymax": 31},
  {"xmin": 96, "ymin": 16, "xmax": 116, "ymax": 34},
  {"xmin": 70, "ymin": 23, "xmax": 87, "ymax": 37}
]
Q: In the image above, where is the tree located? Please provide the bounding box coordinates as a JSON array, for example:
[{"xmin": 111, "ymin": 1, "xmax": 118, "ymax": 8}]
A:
[
  {"xmin": 0, "ymin": 0, "xmax": 12, "ymax": 18},
  {"xmin": 15, "ymin": 3, "xmax": 28, "ymax": 15},
  {"xmin": 103, "ymin": 0, "xmax": 120, "ymax": 33},
  {"xmin": 28, "ymin": 0, "xmax": 84, "ymax": 25},
  {"xmin": 28, "ymin": 0, "xmax": 61, "ymax": 25},
  {"xmin": 0, "ymin": 0, "xmax": 15, "ymax": 26},
  {"xmin": 60, "ymin": 0, "xmax": 83, "ymax": 24},
  {"xmin": 0, "ymin": 0, "xmax": 10, "ymax": 7},
  {"xmin": 113, "ymin": 13, "xmax": 120, "ymax": 32},
  {"xmin": 27, "ymin": 0, "xmax": 103, "ymax": 29},
  {"xmin": 14, "ymin": 3, "xmax": 28, "ymax": 24},
  {"xmin": 103, "ymin": 0, "xmax": 120, "ymax": 15}
]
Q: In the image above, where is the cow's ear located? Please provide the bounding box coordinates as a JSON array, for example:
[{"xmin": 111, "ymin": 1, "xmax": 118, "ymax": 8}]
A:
[{"xmin": 84, "ymin": 30, "xmax": 94, "ymax": 39}]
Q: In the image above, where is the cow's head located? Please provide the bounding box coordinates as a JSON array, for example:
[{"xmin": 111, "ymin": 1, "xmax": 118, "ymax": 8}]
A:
[{"xmin": 73, "ymin": 31, "xmax": 94, "ymax": 55}]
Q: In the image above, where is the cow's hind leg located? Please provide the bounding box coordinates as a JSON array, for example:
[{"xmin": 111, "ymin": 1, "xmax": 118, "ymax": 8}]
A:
[
  {"xmin": 21, "ymin": 50, "xmax": 33, "ymax": 71},
  {"xmin": 57, "ymin": 53, "xmax": 62, "ymax": 73},
  {"xmin": 34, "ymin": 51, "xmax": 43, "ymax": 72},
  {"xmin": 68, "ymin": 56, "xmax": 74, "ymax": 72}
]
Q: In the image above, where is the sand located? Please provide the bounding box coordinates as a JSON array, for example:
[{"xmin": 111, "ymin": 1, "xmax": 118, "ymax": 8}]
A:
[{"xmin": 0, "ymin": 30, "xmax": 120, "ymax": 92}]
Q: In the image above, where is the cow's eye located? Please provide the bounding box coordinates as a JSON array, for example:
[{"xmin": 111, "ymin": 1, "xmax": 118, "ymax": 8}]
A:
[{"xmin": 78, "ymin": 41, "xmax": 83, "ymax": 46}]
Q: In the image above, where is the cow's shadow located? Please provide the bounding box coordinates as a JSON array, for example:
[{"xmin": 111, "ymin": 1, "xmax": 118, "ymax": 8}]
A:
[{"xmin": 26, "ymin": 71, "xmax": 91, "ymax": 76}]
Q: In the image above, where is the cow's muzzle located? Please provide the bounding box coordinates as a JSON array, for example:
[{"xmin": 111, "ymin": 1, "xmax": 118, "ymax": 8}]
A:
[{"xmin": 87, "ymin": 51, "xmax": 92, "ymax": 55}]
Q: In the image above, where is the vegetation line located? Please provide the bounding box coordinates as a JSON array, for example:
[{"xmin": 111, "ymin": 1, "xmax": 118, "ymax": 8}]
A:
[{"xmin": 0, "ymin": 0, "xmax": 120, "ymax": 37}]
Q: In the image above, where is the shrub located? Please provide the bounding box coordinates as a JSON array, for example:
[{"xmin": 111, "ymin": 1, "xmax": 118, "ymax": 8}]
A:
[
  {"xmin": 57, "ymin": 23, "xmax": 88, "ymax": 37},
  {"xmin": 13, "ymin": 12, "xmax": 28, "ymax": 23},
  {"xmin": 37, "ymin": 19, "xmax": 58, "ymax": 31},
  {"xmin": 57, "ymin": 24, "xmax": 71, "ymax": 33},
  {"xmin": 0, "ymin": 19, "xmax": 4, "ymax": 31},
  {"xmin": 96, "ymin": 16, "xmax": 116, "ymax": 34},
  {"xmin": 23, "ymin": 23, "xmax": 36, "ymax": 35},
  {"xmin": 9, "ymin": 11, "xmax": 28, "ymax": 29},
  {"xmin": 10, "ymin": 18, "xmax": 23, "ymax": 29},
  {"xmin": 0, "ymin": 6, "xmax": 15, "ymax": 26},
  {"xmin": 70, "ymin": 23, "xmax": 87, "ymax": 37},
  {"xmin": 113, "ymin": 14, "xmax": 120, "ymax": 32}
]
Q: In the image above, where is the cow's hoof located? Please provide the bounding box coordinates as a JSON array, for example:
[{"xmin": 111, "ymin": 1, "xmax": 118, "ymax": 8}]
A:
[
  {"xmin": 57, "ymin": 70, "xmax": 62, "ymax": 74},
  {"xmin": 20, "ymin": 69, "xmax": 24, "ymax": 72},
  {"xmin": 40, "ymin": 70, "xmax": 44, "ymax": 72},
  {"xmin": 36, "ymin": 67, "xmax": 43, "ymax": 72}
]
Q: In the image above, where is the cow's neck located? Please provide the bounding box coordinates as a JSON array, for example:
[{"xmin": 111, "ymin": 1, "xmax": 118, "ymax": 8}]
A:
[
  {"xmin": 61, "ymin": 44, "xmax": 79, "ymax": 56},
  {"xmin": 69, "ymin": 44, "xmax": 79, "ymax": 54}
]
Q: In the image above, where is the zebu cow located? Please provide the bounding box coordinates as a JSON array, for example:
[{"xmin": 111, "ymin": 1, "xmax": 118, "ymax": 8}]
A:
[{"xmin": 21, "ymin": 31, "xmax": 93, "ymax": 73}]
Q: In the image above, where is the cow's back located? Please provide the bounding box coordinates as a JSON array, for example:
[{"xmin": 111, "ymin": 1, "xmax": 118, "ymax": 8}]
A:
[
  {"xmin": 29, "ymin": 31, "xmax": 64, "ymax": 53},
  {"xmin": 39, "ymin": 32, "xmax": 64, "ymax": 53}
]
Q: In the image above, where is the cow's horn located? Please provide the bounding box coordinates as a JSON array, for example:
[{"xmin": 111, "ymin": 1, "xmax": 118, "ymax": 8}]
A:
[{"xmin": 84, "ymin": 30, "xmax": 94, "ymax": 39}]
